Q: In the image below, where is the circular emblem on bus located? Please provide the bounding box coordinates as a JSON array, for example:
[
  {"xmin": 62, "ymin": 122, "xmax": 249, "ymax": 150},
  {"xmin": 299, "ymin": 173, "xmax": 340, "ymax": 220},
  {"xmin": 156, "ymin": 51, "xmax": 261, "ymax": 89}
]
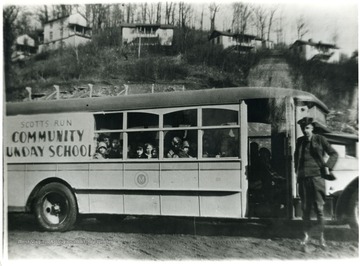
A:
[{"xmin": 135, "ymin": 172, "xmax": 148, "ymax": 187}]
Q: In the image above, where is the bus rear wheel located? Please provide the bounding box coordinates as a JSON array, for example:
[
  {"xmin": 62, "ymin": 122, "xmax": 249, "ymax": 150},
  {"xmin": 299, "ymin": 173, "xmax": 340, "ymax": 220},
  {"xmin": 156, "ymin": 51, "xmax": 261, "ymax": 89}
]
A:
[
  {"xmin": 34, "ymin": 182, "xmax": 77, "ymax": 232},
  {"xmin": 349, "ymin": 190, "xmax": 359, "ymax": 231}
]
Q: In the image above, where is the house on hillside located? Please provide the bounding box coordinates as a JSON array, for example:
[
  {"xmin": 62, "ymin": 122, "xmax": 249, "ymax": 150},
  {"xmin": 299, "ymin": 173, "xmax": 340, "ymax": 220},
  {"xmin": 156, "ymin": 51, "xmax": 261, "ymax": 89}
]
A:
[
  {"xmin": 40, "ymin": 13, "xmax": 92, "ymax": 52},
  {"xmin": 120, "ymin": 23, "xmax": 174, "ymax": 46},
  {"xmin": 290, "ymin": 39, "xmax": 340, "ymax": 63},
  {"xmin": 209, "ymin": 30, "xmax": 274, "ymax": 52},
  {"xmin": 11, "ymin": 34, "xmax": 37, "ymax": 61}
]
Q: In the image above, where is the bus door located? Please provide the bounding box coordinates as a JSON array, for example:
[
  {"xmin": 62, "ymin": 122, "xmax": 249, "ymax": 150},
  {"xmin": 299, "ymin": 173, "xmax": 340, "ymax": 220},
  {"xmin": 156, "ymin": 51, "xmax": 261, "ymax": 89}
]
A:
[{"xmin": 246, "ymin": 97, "xmax": 295, "ymax": 219}]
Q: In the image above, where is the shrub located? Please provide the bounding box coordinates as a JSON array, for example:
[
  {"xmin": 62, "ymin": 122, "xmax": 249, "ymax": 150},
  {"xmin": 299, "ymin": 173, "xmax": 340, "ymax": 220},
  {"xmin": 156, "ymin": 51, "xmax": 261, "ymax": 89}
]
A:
[{"xmin": 156, "ymin": 58, "xmax": 189, "ymax": 80}]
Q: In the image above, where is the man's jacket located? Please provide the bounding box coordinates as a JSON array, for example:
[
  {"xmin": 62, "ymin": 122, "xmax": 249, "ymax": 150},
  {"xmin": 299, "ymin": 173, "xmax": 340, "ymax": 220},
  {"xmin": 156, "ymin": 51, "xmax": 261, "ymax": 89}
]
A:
[{"xmin": 294, "ymin": 134, "xmax": 338, "ymax": 175}]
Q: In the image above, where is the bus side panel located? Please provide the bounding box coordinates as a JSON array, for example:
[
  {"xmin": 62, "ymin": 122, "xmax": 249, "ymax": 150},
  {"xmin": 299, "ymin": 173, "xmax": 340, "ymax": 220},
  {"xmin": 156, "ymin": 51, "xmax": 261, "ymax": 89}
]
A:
[
  {"xmin": 124, "ymin": 163, "xmax": 160, "ymax": 189},
  {"xmin": 89, "ymin": 194, "xmax": 124, "ymax": 214},
  {"xmin": 89, "ymin": 163, "xmax": 124, "ymax": 189},
  {"xmin": 161, "ymin": 195, "xmax": 200, "ymax": 216},
  {"xmin": 56, "ymin": 164, "xmax": 89, "ymax": 188},
  {"xmin": 160, "ymin": 162, "xmax": 198, "ymax": 189},
  {"xmin": 56, "ymin": 164, "xmax": 91, "ymax": 214},
  {"xmin": 200, "ymin": 192, "xmax": 242, "ymax": 218},
  {"xmin": 7, "ymin": 165, "xmax": 26, "ymax": 211},
  {"xmin": 124, "ymin": 195, "xmax": 160, "ymax": 215},
  {"xmin": 23, "ymin": 164, "xmax": 90, "ymax": 213},
  {"xmin": 25, "ymin": 164, "xmax": 57, "ymax": 209},
  {"xmin": 199, "ymin": 162, "xmax": 241, "ymax": 191}
]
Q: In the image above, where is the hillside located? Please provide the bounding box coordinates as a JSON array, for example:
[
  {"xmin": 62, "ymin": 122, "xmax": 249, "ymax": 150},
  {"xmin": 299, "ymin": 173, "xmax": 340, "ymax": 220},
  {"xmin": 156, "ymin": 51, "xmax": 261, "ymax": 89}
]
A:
[{"xmin": 4, "ymin": 42, "xmax": 358, "ymax": 133}]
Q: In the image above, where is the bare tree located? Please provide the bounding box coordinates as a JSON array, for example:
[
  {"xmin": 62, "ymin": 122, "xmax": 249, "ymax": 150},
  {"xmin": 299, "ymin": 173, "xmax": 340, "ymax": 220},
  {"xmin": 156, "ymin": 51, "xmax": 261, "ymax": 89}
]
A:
[
  {"xmin": 296, "ymin": 15, "xmax": 309, "ymax": 40},
  {"xmin": 125, "ymin": 3, "xmax": 136, "ymax": 23},
  {"xmin": 200, "ymin": 4, "xmax": 204, "ymax": 31},
  {"xmin": 90, "ymin": 4, "xmax": 110, "ymax": 30},
  {"xmin": 165, "ymin": 2, "xmax": 173, "ymax": 24},
  {"xmin": 111, "ymin": 4, "xmax": 124, "ymax": 27},
  {"xmin": 232, "ymin": 2, "xmax": 252, "ymax": 34},
  {"xmin": 331, "ymin": 25, "xmax": 339, "ymax": 45},
  {"xmin": 267, "ymin": 5, "xmax": 278, "ymax": 41},
  {"xmin": 171, "ymin": 3, "xmax": 176, "ymax": 25},
  {"xmin": 275, "ymin": 11, "xmax": 285, "ymax": 44},
  {"xmin": 37, "ymin": 5, "xmax": 49, "ymax": 26},
  {"xmin": 209, "ymin": 3, "xmax": 220, "ymax": 31},
  {"xmin": 51, "ymin": 4, "xmax": 72, "ymax": 19},
  {"xmin": 16, "ymin": 9, "xmax": 34, "ymax": 35},
  {"xmin": 3, "ymin": 5, "xmax": 20, "ymax": 87},
  {"xmin": 253, "ymin": 5, "xmax": 268, "ymax": 39},
  {"xmin": 156, "ymin": 2, "xmax": 162, "ymax": 24},
  {"xmin": 140, "ymin": 3, "xmax": 148, "ymax": 23},
  {"xmin": 178, "ymin": 2, "xmax": 192, "ymax": 28},
  {"xmin": 147, "ymin": 3, "xmax": 156, "ymax": 24}
]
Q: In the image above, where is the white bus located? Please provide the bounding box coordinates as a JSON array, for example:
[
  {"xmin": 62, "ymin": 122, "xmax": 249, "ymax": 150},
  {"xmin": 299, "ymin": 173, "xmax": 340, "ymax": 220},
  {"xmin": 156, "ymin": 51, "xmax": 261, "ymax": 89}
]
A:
[{"xmin": 5, "ymin": 87, "xmax": 358, "ymax": 231}]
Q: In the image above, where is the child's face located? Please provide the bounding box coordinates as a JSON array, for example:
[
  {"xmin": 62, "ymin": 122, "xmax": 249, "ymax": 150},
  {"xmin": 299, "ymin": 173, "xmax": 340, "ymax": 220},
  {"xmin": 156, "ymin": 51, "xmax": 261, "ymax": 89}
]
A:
[
  {"xmin": 99, "ymin": 147, "xmax": 107, "ymax": 155},
  {"xmin": 112, "ymin": 140, "xmax": 120, "ymax": 148},
  {"xmin": 136, "ymin": 148, "xmax": 143, "ymax": 156},
  {"xmin": 146, "ymin": 145, "xmax": 153, "ymax": 154}
]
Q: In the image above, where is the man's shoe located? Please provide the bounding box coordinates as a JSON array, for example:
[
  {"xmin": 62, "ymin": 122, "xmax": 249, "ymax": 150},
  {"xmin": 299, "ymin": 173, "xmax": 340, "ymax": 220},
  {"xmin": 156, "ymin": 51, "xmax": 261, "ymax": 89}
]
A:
[
  {"xmin": 319, "ymin": 236, "xmax": 327, "ymax": 249},
  {"xmin": 300, "ymin": 232, "xmax": 309, "ymax": 246}
]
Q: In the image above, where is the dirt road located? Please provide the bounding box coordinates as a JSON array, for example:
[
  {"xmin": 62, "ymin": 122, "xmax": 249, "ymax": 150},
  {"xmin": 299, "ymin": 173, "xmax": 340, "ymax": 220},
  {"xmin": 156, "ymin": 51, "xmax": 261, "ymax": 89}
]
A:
[{"xmin": 6, "ymin": 213, "xmax": 359, "ymax": 260}]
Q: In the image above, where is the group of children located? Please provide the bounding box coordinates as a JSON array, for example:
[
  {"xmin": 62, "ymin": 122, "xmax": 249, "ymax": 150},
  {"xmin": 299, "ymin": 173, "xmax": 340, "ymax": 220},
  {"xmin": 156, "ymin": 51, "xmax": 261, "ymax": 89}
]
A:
[{"xmin": 93, "ymin": 135, "xmax": 194, "ymax": 159}]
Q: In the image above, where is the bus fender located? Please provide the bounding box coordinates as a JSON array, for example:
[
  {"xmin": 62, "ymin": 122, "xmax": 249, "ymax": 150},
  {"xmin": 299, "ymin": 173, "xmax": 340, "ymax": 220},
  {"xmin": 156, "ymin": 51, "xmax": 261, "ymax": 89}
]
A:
[
  {"xmin": 335, "ymin": 177, "xmax": 359, "ymax": 224},
  {"xmin": 26, "ymin": 177, "xmax": 77, "ymax": 213}
]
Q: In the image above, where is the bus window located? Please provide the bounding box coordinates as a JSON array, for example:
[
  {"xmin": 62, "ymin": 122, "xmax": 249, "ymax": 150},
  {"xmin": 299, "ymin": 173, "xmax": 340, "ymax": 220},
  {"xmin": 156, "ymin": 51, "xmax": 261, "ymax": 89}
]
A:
[
  {"xmin": 94, "ymin": 113, "xmax": 123, "ymax": 159},
  {"xmin": 202, "ymin": 108, "xmax": 237, "ymax": 126},
  {"xmin": 202, "ymin": 108, "xmax": 239, "ymax": 158},
  {"xmin": 94, "ymin": 113, "xmax": 123, "ymax": 130},
  {"xmin": 164, "ymin": 109, "xmax": 197, "ymax": 127},
  {"xmin": 93, "ymin": 132, "xmax": 123, "ymax": 159},
  {"xmin": 128, "ymin": 131, "xmax": 159, "ymax": 159},
  {"xmin": 127, "ymin": 112, "xmax": 159, "ymax": 128},
  {"xmin": 127, "ymin": 112, "xmax": 159, "ymax": 159},
  {"xmin": 203, "ymin": 129, "xmax": 239, "ymax": 158},
  {"xmin": 164, "ymin": 129, "xmax": 197, "ymax": 158}
]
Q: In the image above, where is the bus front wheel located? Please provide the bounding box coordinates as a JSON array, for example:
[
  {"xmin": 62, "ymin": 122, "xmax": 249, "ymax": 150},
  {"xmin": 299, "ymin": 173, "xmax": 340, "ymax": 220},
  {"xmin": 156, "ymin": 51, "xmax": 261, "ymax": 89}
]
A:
[
  {"xmin": 349, "ymin": 190, "xmax": 359, "ymax": 231},
  {"xmin": 34, "ymin": 182, "xmax": 77, "ymax": 232}
]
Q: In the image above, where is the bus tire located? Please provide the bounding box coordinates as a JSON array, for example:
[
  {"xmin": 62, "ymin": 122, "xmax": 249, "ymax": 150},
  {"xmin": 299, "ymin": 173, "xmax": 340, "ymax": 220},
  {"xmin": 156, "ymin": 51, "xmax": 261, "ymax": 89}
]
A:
[
  {"xmin": 349, "ymin": 190, "xmax": 359, "ymax": 231},
  {"xmin": 34, "ymin": 182, "xmax": 77, "ymax": 232}
]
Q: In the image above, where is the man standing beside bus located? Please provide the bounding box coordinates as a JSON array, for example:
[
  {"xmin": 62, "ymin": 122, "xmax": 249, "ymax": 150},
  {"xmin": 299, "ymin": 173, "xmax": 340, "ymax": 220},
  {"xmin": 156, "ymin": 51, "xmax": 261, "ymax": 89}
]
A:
[{"xmin": 294, "ymin": 117, "xmax": 338, "ymax": 251}]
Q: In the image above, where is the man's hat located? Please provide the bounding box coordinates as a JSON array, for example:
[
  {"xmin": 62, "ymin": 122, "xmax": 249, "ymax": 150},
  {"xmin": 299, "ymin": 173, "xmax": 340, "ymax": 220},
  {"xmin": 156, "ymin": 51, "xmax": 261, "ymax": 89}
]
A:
[{"xmin": 297, "ymin": 117, "xmax": 315, "ymax": 128}]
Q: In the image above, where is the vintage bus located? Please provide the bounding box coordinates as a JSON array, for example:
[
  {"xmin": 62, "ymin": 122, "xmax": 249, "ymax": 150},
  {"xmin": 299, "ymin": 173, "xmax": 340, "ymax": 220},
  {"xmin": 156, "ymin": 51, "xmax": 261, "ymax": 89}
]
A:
[{"xmin": 5, "ymin": 87, "xmax": 358, "ymax": 231}]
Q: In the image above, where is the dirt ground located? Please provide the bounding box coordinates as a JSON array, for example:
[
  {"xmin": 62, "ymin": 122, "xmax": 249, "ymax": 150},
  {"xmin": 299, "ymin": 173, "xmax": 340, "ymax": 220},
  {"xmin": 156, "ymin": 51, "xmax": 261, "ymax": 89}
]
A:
[{"xmin": 6, "ymin": 213, "xmax": 359, "ymax": 260}]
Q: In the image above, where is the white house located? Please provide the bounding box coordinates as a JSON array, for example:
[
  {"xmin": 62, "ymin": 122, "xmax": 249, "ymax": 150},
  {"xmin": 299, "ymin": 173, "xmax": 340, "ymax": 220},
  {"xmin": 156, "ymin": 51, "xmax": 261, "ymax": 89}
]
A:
[
  {"xmin": 40, "ymin": 13, "xmax": 92, "ymax": 52},
  {"xmin": 290, "ymin": 39, "xmax": 340, "ymax": 63},
  {"xmin": 11, "ymin": 34, "xmax": 37, "ymax": 61},
  {"xmin": 209, "ymin": 30, "xmax": 273, "ymax": 52},
  {"xmin": 121, "ymin": 23, "xmax": 174, "ymax": 46}
]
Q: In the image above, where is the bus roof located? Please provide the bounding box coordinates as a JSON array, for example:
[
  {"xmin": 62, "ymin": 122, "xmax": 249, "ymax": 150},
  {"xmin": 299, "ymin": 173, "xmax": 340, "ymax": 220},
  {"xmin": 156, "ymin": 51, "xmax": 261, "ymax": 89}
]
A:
[{"xmin": 6, "ymin": 87, "xmax": 329, "ymax": 115}]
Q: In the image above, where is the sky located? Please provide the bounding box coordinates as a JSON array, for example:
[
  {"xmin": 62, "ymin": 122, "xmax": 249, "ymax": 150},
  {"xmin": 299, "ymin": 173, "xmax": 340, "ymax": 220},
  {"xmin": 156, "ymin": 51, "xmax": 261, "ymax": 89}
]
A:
[{"xmin": 2, "ymin": 0, "xmax": 359, "ymax": 55}]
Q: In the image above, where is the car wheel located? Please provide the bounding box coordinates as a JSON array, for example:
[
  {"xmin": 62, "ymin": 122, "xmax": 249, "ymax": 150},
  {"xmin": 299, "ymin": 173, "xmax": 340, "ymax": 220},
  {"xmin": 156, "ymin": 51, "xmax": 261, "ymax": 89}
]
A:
[
  {"xmin": 34, "ymin": 182, "xmax": 77, "ymax": 232},
  {"xmin": 349, "ymin": 190, "xmax": 359, "ymax": 231}
]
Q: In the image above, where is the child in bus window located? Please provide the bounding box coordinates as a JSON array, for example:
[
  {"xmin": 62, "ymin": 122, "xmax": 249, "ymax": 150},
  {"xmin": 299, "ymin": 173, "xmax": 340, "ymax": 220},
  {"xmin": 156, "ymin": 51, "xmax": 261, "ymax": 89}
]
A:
[
  {"xmin": 144, "ymin": 143, "xmax": 154, "ymax": 159},
  {"xmin": 166, "ymin": 137, "xmax": 182, "ymax": 158},
  {"xmin": 93, "ymin": 142, "xmax": 108, "ymax": 159},
  {"xmin": 179, "ymin": 140, "xmax": 192, "ymax": 158},
  {"xmin": 108, "ymin": 139, "xmax": 122, "ymax": 159},
  {"xmin": 151, "ymin": 147, "xmax": 158, "ymax": 158},
  {"xmin": 98, "ymin": 134, "xmax": 111, "ymax": 156},
  {"xmin": 135, "ymin": 145, "xmax": 146, "ymax": 159}
]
